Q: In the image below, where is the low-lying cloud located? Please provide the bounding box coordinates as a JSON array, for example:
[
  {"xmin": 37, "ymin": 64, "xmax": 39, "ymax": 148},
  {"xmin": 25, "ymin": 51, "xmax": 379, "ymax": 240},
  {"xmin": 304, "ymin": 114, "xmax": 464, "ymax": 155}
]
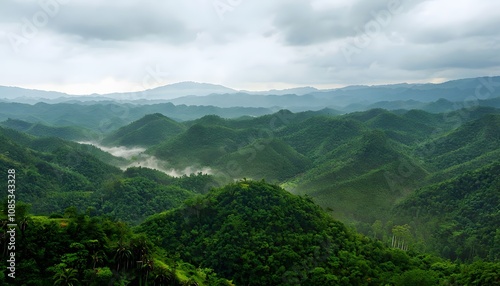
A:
[
  {"xmin": 125, "ymin": 155, "xmax": 213, "ymax": 177},
  {"xmin": 91, "ymin": 144, "xmax": 145, "ymax": 160},
  {"xmin": 80, "ymin": 142, "xmax": 213, "ymax": 177}
]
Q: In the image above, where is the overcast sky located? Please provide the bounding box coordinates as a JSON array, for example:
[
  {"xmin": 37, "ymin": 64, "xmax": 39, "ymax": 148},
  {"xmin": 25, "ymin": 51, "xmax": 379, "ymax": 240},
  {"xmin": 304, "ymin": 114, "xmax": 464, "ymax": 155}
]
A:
[{"xmin": 1, "ymin": 0, "xmax": 499, "ymax": 95}]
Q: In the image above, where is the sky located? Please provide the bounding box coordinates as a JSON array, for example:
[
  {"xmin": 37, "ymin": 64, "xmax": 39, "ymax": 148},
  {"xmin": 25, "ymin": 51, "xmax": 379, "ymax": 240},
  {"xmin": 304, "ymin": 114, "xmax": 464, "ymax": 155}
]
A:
[{"xmin": 1, "ymin": 0, "xmax": 499, "ymax": 95}]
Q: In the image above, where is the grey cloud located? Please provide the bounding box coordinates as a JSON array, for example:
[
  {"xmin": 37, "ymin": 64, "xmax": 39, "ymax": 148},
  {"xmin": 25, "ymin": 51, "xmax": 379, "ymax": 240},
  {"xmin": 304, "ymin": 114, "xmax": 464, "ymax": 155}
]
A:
[
  {"xmin": 49, "ymin": 4, "xmax": 196, "ymax": 43},
  {"xmin": 407, "ymin": 18, "xmax": 500, "ymax": 45},
  {"xmin": 272, "ymin": 2, "xmax": 354, "ymax": 46},
  {"xmin": 271, "ymin": 0, "xmax": 421, "ymax": 46},
  {"xmin": 399, "ymin": 47, "xmax": 500, "ymax": 71},
  {"xmin": 1, "ymin": 0, "xmax": 500, "ymax": 93},
  {"xmin": 0, "ymin": 1, "xmax": 41, "ymax": 22}
]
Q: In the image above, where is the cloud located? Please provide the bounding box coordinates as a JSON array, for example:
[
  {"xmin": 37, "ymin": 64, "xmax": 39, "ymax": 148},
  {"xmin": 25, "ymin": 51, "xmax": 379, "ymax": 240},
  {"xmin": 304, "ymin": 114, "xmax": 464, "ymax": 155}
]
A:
[
  {"xmin": 50, "ymin": 2, "xmax": 195, "ymax": 43},
  {"xmin": 79, "ymin": 141, "xmax": 212, "ymax": 177},
  {"xmin": 88, "ymin": 144, "xmax": 145, "ymax": 160},
  {"xmin": 0, "ymin": 0, "xmax": 499, "ymax": 93},
  {"xmin": 272, "ymin": 1, "xmax": 352, "ymax": 46}
]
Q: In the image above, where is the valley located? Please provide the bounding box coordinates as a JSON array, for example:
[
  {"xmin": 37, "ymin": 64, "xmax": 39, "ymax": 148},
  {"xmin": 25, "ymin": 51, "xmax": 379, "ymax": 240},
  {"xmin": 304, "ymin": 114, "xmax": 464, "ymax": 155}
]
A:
[{"xmin": 0, "ymin": 77, "xmax": 499, "ymax": 285}]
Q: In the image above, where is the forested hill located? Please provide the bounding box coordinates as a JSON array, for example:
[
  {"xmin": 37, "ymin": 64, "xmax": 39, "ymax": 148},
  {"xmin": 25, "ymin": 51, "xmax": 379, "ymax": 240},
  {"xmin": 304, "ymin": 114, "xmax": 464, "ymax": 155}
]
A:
[
  {"xmin": 1, "ymin": 210, "xmax": 233, "ymax": 285},
  {"xmin": 0, "ymin": 126, "xmax": 220, "ymax": 223},
  {"xmin": 101, "ymin": 113, "xmax": 186, "ymax": 147},
  {"xmin": 0, "ymin": 102, "xmax": 499, "ymax": 283},
  {"xmin": 138, "ymin": 180, "xmax": 500, "ymax": 285},
  {"xmin": 133, "ymin": 107, "xmax": 498, "ymax": 224},
  {"xmin": 393, "ymin": 162, "xmax": 500, "ymax": 261}
]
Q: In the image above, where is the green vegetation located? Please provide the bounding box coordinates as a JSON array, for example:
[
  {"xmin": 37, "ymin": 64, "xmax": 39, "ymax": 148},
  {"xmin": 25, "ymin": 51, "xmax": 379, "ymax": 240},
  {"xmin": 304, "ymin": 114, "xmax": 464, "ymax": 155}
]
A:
[
  {"xmin": 138, "ymin": 180, "xmax": 500, "ymax": 285},
  {"xmin": 0, "ymin": 208, "xmax": 232, "ymax": 285},
  {"xmin": 102, "ymin": 113, "xmax": 186, "ymax": 147},
  {"xmin": 0, "ymin": 127, "xmax": 219, "ymax": 223},
  {"xmin": 0, "ymin": 101, "xmax": 499, "ymax": 284},
  {"xmin": 393, "ymin": 162, "xmax": 500, "ymax": 261},
  {"xmin": 0, "ymin": 118, "xmax": 96, "ymax": 141}
]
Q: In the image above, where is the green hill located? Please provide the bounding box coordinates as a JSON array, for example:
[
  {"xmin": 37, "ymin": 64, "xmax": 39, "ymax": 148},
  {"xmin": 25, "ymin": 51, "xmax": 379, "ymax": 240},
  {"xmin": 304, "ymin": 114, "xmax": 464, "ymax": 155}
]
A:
[
  {"xmin": 152, "ymin": 123, "xmax": 259, "ymax": 166},
  {"xmin": 278, "ymin": 117, "xmax": 365, "ymax": 159},
  {"xmin": 138, "ymin": 180, "xmax": 498, "ymax": 285},
  {"xmin": 2, "ymin": 103, "xmax": 500, "ymax": 284},
  {"xmin": 215, "ymin": 138, "xmax": 311, "ymax": 182},
  {"xmin": 287, "ymin": 130, "xmax": 428, "ymax": 222},
  {"xmin": 0, "ymin": 118, "xmax": 94, "ymax": 141},
  {"xmin": 142, "ymin": 108, "xmax": 499, "ymax": 228},
  {"xmin": 364, "ymin": 111, "xmax": 435, "ymax": 145},
  {"xmin": 8, "ymin": 213, "xmax": 232, "ymax": 285},
  {"xmin": 102, "ymin": 113, "xmax": 186, "ymax": 147},
  {"xmin": 0, "ymin": 127, "xmax": 211, "ymax": 221},
  {"xmin": 152, "ymin": 115, "xmax": 312, "ymax": 182},
  {"xmin": 418, "ymin": 114, "xmax": 500, "ymax": 175},
  {"xmin": 392, "ymin": 162, "xmax": 500, "ymax": 261}
]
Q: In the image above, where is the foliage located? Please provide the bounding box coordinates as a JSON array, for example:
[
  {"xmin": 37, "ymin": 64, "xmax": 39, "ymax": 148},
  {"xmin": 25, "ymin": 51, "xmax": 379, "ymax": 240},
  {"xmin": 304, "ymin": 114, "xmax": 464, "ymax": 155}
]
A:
[
  {"xmin": 0, "ymin": 105, "xmax": 499, "ymax": 284},
  {"xmin": 102, "ymin": 113, "xmax": 186, "ymax": 147},
  {"xmin": 138, "ymin": 180, "xmax": 498, "ymax": 285},
  {"xmin": 393, "ymin": 162, "xmax": 500, "ymax": 261},
  {"xmin": 0, "ymin": 211, "xmax": 230, "ymax": 285}
]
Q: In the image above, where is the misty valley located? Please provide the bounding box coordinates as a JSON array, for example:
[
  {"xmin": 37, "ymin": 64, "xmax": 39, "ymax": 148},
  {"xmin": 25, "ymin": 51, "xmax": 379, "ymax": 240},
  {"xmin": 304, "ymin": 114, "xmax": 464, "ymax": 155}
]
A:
[{"xmin": 0, "ymin": 77, "xmax": 499, "ymax": 285}]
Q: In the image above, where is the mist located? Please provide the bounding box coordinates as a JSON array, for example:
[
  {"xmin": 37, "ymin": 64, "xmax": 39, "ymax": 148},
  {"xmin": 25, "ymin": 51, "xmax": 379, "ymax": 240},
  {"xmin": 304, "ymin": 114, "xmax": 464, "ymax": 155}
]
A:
[
  {"xmin": 78, "ymin": 141, "xmax": 212, "ymax": 177},
  {"xmin": 125, "ymin": 155, "xmax": 213, "ymax": 177}
]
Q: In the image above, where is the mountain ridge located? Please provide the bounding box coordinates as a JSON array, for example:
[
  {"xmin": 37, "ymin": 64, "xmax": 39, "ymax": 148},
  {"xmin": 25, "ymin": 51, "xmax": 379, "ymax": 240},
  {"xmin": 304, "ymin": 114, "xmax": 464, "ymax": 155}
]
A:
[{"xmin": 2, "ymin": 76, "xmax": 499, "ymax": 105}]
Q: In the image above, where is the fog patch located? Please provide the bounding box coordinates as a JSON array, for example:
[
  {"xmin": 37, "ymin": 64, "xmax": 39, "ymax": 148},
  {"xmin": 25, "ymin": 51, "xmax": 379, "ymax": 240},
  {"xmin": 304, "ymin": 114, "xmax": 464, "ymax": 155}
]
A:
[
  {"xmin": 77, "ymin": 141, "xmax": 212, "ymax": 177},
  {"xmin": 78, "ymin": 142, "xmax": 145, "ymax": 159},
  {"xmin": 123, "ymin": 154, "xmax": 213, "ymax": 177}
]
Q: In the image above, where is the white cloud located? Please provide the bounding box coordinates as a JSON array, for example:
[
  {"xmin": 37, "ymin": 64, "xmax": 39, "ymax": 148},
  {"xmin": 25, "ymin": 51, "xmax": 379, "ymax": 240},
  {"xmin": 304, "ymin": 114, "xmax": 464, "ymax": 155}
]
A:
[
  {"xmin": 0, "ymin": 0, "xmax": 499, "ymax": 93},
  {"xmin": 78, "ymin": 141, "xmax": 213, "ymax": 177}
]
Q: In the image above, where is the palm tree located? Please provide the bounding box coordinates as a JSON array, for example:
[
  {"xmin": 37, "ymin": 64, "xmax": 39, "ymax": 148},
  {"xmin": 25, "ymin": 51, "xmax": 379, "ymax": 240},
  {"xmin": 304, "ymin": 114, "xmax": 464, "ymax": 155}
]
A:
[
  {"xmin": 53, "ymin": 268, "xmax": 79, "ymax": 286},
  {"xmin": 91, "ymin": 251, "xmax": 104, "ymax": 269},
  {"xmin": 138, "ymin": 256, "xmax": 154, "ymax": 286},
  {"xmin": 154, "ymin": 268, "xmax": 179, "ymax": 286},
  {"xmin": 114, "ymin": 243, "xmax": 132, "ymax": 271},
  {"xmin": 131, "ymin": 235, "xmax": 151, "ymax": 263}
]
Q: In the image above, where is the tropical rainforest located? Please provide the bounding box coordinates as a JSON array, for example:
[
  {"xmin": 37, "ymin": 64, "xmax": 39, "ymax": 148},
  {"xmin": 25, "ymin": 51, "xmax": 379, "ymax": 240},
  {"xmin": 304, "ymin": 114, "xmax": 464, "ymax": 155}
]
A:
[{"xmin": 0, "ymin": 81, "xmax": 499, "ymax": 285}]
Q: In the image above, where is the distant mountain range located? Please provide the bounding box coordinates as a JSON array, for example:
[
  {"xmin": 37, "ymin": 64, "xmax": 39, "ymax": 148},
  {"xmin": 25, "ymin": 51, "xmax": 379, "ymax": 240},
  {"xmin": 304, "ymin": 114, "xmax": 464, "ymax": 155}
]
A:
[{"xmin": 2, "ymin": 76, "xmax": 499, "ymax": 110}]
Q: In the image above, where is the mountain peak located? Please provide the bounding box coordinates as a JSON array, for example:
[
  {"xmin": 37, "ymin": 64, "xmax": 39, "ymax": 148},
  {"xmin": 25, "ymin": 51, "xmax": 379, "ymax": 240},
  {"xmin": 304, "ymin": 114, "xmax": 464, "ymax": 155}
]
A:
[{"xmin": 143, "ymin": 81, "xmax": 237, "ymax": 99}]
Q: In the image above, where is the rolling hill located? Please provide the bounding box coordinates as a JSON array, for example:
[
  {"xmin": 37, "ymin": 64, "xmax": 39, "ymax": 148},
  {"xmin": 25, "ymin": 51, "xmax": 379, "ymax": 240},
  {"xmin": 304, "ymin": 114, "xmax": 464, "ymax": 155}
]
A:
[
  {"xmin": 102, "ymin": 113, "xmax": 186, "ymax": 147},
  {"xmin": 0, "ymin": 118, "xmax": 94, "ymax": 141},
  {"xmin": 393, "ymin": 162, "xmax": 500, "ymax": 261},
  {"xmin": 286, "ymin": 130, "xmax": 429, "ymax": 222},
  {"xmin": 89, "ymin": 106, "xmax": 495, "ymax": 227},
  {"xmin": 138, "ymin": 180, "xmax": 430, "ymax": 285},
  {"xmin": 417, "ymin": 113, "xmax": 500, "ymax": 182},
  {"xmin": 0, "ymin": 126, "xmax": 217, "ymax": 222}
]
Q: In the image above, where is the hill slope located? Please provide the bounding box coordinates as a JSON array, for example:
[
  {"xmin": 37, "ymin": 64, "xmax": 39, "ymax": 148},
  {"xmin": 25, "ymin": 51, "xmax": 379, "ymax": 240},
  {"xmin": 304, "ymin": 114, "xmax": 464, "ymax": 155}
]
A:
[
  {"xmin": 287, "ymin": 130, "xmax": 428, "ymax": 222},
  {"xmin": 0, "ymin": 118, "xmax": 94, "ymax": 141},
  {"xmin": 138, "ymin": 180, "xmax": 500, "ymax": 285},
  {"xmin": 418, "ymin": 114, "xmax": 500, "ymax": 181},
  {"xmin": 102, "ymin": 113, "xmax": 186, "ymax": 147},
  {"xmin": 0, "ymin": 127, "xmax": 213, "ymax": 222},
  {"xmin": 393, "ymin": 162, "xmax": 500, "ymax": 261}
]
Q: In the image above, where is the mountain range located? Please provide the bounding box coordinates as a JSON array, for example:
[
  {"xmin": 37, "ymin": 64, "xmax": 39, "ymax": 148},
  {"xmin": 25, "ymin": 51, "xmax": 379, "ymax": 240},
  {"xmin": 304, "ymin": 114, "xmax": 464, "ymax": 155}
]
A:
[{"xmin": 2, "ymin": 76, "xmax": 500, "ymax": 112}]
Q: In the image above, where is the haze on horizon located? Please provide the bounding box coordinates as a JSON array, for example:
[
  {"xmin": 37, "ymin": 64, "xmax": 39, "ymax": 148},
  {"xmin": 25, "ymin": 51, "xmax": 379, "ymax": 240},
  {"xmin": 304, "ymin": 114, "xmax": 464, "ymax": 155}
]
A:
[{"xmin": 1, "ymin": 0, "xmax": 499, "ymax": 95}]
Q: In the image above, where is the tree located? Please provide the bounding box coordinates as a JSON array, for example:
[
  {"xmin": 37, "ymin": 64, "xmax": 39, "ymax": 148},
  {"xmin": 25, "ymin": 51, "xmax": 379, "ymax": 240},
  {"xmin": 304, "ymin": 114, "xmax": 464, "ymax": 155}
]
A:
[
  {"xmin": 394, "ymin": 269, "xmax": 438, "ymax": 286},
  {"xmin": 371, "ymin": 220, "xmax": 383, "ymax": 240},
  {"xmin": 488, "ymin": 229, "xmax": 500, "ymax": 261},
  {"xmin": 392, "ymin": 224, "xmax": 412, "ymax": 251},
  {"xmin": 53, "ymin": 268, "xmax": 79, "ymax": 286},
  {"xmin": 91, "ymin": 251, "xmax": 104, "ymax": 270},
  {"xmin": 64, "ymin": 206, "xmax": 79, "ymax": 219},
  {"xmin": 114, "ymin": 242, "xmax": 132, "ymax": 271}
]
